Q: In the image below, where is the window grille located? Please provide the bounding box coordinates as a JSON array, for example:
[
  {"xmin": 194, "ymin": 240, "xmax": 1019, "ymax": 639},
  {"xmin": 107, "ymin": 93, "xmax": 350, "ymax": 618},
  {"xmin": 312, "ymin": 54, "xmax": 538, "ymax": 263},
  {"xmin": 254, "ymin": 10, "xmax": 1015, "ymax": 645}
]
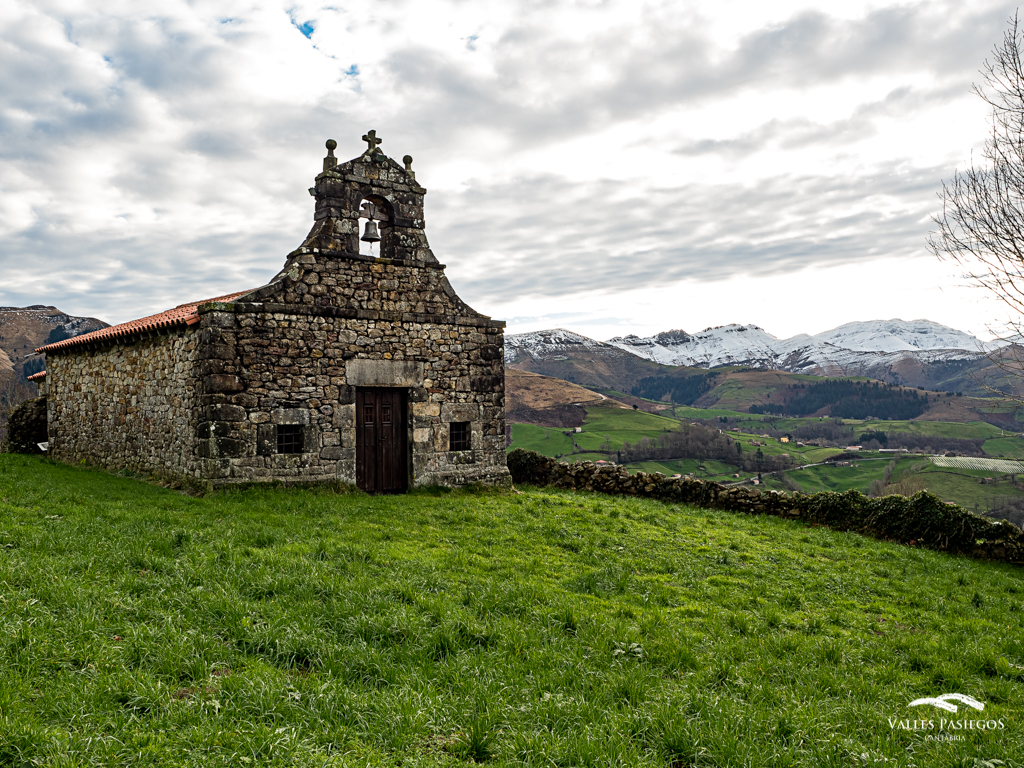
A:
[
  {"xmin": 277, "ymin": 424, "xmax": 304, "ymax": 454},
  {"xmin": 449, "ymin": 422, "xmax": 471, "ymax": 451}
]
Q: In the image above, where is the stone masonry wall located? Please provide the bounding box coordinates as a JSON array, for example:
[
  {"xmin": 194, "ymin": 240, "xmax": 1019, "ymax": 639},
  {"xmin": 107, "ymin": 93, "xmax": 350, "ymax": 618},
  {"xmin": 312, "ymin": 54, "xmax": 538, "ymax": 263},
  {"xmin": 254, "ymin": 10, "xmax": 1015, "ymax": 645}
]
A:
[
  {"xmin": 190, "ymin": 141, "xmax": 511, "ymax": 489},
  {"xmin": 194, "ymin": 276, "xmax": 508, "ymax": 486},
  {"xmin": 46, "ymin": 332, "xmax": 201, "ymax": 478}
]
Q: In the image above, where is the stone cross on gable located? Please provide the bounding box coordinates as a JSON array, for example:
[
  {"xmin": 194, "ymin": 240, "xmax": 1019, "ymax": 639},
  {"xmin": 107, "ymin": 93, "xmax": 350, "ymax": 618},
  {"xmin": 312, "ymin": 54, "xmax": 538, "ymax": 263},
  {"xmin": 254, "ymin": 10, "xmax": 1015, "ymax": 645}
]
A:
[{"xmin": 362, "ymin": 130, "xmax": 382, "ymax": 155}]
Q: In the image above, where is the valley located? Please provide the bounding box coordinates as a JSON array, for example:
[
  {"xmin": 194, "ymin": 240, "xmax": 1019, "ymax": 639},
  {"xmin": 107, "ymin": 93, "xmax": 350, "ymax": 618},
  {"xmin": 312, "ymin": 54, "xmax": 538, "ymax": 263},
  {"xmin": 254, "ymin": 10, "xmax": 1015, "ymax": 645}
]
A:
[{"xmin": 504, "ymin": 323, "xmax": 1024, "ymax": 526}]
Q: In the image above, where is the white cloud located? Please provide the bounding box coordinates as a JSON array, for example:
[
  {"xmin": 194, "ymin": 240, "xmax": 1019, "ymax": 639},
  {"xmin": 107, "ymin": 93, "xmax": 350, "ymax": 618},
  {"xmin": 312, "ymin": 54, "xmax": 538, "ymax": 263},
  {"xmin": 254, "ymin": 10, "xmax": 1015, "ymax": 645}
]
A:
[{"xmin": 0, "ymin": 0, "xmax": 1018, "ymax": 342}]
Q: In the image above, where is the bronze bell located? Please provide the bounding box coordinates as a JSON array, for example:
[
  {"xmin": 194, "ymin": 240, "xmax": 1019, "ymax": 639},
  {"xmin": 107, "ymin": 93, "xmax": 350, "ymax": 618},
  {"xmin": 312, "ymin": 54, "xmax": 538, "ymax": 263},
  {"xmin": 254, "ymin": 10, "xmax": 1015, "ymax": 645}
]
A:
[{"xmin": 361, "ymin": 219, "xmax": 381, "ymax": 243}]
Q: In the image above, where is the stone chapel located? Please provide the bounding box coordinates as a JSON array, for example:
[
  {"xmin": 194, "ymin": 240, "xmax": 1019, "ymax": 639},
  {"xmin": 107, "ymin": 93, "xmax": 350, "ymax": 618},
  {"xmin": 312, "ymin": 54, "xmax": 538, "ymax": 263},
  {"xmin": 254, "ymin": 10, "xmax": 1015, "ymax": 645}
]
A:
[{"xmin": 35, "ymin": 132, "xmax": 511, "ymax": 492}]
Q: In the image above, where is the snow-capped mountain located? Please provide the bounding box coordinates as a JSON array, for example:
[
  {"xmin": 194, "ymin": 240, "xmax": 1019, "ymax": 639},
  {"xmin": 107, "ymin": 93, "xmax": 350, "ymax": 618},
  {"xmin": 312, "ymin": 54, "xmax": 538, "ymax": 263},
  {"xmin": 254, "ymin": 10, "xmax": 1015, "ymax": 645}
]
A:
[
  {"xmin": 504, "ymin": 328, "xmax": 625, "ymax": 363},
  {"xmin": 606, "ymin": 325, "xmax": 808, "ymax": 369},
  {"xmin": 812, "ymin": 319, "xmax": 989, "ymax": 353},
  {"xmin": 505, "ymin": 319, "xmax": 1002, "ymax": 391},
  {"xmin": 603, "ymin": 320, "xmax": 995, "ymax": 371}
]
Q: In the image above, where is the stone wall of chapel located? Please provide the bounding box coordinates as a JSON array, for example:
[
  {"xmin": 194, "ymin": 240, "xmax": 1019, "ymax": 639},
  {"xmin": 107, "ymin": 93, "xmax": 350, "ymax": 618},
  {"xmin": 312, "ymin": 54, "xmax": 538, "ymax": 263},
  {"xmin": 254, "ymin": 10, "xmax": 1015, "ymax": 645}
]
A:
[
  {"xmin": 196, "ymin": 306, "xmax": 508, "ymax": 487},
  {"xmin": 46, "ymin": 332, "xmax": 201, "ymax": 479},
  {"xmin": 193, "ymin": 245, "xmax": 510, "ymax": 488}
]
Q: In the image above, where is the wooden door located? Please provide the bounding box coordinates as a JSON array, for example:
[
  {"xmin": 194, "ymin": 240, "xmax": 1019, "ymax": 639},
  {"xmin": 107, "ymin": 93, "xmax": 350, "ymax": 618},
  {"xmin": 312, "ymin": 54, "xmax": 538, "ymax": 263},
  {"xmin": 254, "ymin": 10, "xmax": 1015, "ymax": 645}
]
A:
[{"xmin": 355, "ymin": 388, "xmax": 408, "ymax": 494}]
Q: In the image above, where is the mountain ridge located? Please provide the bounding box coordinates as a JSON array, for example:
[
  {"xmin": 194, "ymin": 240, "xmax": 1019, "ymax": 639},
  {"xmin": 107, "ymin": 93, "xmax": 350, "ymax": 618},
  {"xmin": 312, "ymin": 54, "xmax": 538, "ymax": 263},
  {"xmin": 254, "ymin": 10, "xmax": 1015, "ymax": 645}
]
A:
[
  {"xmin": 605, "ymin": 319, "xmax": 998, "ymax": 391},
  {"xmin": 506, "ymin": 319, "xmax": 1003, "ymax": 394},
  {"xmin": 605, "ymin": 319, "xmax": 994, "ymax": 370},
  {"xmin": 0, "ymin": 305, "xmax": 109, "ymax": 385}
]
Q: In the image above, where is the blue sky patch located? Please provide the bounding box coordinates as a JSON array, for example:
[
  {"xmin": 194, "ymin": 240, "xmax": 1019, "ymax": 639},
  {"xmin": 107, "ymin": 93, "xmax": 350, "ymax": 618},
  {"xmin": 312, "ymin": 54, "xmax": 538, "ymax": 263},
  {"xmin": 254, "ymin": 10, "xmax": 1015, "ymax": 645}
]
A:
[{"xmin": 292, "ymin": 19, "xmax": 316, "ymax": 38}]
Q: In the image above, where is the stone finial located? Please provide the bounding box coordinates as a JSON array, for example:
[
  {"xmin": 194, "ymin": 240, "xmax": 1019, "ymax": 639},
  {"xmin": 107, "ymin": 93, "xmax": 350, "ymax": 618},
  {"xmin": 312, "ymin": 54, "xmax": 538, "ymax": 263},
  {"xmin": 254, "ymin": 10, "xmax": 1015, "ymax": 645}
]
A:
[
  {"xmin": 323, "ymin": 139, "xmax": 337, "ymax": 171},
  {"xmin": 403, "ymin": 154, "xmax": 415, "ymax": 179}
]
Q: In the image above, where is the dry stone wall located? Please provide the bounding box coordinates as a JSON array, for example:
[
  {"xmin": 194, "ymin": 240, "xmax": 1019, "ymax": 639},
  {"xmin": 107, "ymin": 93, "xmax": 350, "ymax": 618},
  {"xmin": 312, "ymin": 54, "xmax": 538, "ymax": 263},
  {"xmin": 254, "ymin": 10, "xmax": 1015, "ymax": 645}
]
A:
[
  {"xmin": 46, "ymin": 333, "xmax": 201, "ymax": 478},
  {"xmin": 507, "ymin": 448, "xmax": 1024, "ymax": 566}
]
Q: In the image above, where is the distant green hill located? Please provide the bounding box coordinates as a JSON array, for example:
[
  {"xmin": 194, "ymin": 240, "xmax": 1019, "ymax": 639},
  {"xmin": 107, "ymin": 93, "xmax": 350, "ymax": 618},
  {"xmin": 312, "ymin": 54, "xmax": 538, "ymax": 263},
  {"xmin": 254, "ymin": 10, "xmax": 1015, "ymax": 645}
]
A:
[
  {"xmin": 508, "ymin": 349, "xmax": 1018, "ymax": 428},
  {"xmin": 507, "ymin": 400, "xmax": 1024, "ymax": 522},
  {"xmin": 0, "ymin": 455, "xmax": 1022, "ymax": 766}
]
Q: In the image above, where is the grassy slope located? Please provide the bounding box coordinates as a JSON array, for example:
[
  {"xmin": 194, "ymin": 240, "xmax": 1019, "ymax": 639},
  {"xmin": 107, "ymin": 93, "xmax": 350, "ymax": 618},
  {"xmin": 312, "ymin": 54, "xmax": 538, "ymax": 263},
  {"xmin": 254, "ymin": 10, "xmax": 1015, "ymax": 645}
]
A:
[
  {"xmin": 1, "ymin": 457, "xmax": 1023, "ymax": 767},
  {"xmin": 573, "ymin": 407, "xmax": 680, "ymax": 453},
  {"xmin": 845, "ymin": 420, "xmax": 1005, "ymax": 440},
  {"xmin": 661, "ymin": 404, "xmax": 749, "ymax": 420},
  {"xmin": 772, "ymin": 457, "xmax": 1024, "ymax": 510},
  {"xmin": 508, "ymin": 424, "xmax": 576, "ymax": 456},
  {"xmin": 915, "ymin": 467, "xmax": 1024, "ymax": 512},
  {"xmin": 510, "ymin": 406, "xmax": 1024, "ymax": 510},
  {"xmin": 695, "ymin": 374, "xmax": 788, "ymax": 411},
  {"xmin": 983, "ymin": 436, "xmax": 1024, "ymax": 458},
  {"xmin": 776, "ymin": 458, "xmax": 921, "ymax": 495}
]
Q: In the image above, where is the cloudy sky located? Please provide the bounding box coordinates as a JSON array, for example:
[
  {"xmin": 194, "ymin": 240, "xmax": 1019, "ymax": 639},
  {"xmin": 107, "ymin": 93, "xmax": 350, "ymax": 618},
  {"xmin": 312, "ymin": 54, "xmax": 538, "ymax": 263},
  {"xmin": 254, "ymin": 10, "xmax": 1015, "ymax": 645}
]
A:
[{"xmin": 0, "ymin": 0, "xmax": 1020, "ymax": 342}]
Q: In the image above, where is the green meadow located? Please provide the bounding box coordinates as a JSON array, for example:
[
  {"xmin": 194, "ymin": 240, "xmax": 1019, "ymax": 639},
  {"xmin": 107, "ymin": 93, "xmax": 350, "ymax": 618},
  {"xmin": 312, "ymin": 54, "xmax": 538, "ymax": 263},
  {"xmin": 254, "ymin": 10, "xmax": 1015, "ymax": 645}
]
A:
[
  {"xmin": 509, "ymin": 404, "xmax": 1024, "ymax": 513},
  {"xmin": 0, "ymin": 455, "xmax": 1023, "ymax": 766},
  {"xmin": 983, "ymin": 436, "xmax": 1024, "ymax": 459},
  {"xmin": 507, "ymin": 424, "xmax": 576, "ymax": 457}
]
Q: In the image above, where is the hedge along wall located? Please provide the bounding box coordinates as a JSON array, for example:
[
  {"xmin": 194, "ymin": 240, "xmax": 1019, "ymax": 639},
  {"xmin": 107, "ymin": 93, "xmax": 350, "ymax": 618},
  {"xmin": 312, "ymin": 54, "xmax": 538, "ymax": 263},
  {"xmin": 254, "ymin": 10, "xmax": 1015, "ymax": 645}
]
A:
[{"xmin": 506, "ymin": 449, "xmax": 1024, "ymax": 566}]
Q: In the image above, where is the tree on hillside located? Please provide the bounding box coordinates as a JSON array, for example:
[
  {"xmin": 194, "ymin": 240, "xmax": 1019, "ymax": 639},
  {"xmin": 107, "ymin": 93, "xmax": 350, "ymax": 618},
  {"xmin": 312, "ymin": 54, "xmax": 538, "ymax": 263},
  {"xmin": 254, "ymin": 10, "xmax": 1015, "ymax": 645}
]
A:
[
  {"xmin": 0, "ymin": 374, "xmax": 34, "ymax": 449},
  {"xmin": 929, "ymin": 13, "xmax": 1024, "ymax": 400}
]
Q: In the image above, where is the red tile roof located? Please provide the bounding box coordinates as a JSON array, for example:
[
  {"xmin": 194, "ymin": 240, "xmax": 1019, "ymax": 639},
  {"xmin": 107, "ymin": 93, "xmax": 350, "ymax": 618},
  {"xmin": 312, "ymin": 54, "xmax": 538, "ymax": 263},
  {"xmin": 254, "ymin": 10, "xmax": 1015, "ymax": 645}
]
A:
[
  {"xmin": 27, "ymin": 370, "xmax": 46, "ymax": 381},
  {"xmin": 36, "ymin": 291, "xmax": 251, "ymax": 354}
]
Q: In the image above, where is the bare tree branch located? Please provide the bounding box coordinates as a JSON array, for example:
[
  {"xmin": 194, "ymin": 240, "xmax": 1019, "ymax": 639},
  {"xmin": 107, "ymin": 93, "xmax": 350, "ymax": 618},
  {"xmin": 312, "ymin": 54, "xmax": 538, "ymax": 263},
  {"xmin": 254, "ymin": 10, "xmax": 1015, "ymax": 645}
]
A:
[{"xmin": 930, "ymin": 11, "xmax": 1024, "ymax": 403}]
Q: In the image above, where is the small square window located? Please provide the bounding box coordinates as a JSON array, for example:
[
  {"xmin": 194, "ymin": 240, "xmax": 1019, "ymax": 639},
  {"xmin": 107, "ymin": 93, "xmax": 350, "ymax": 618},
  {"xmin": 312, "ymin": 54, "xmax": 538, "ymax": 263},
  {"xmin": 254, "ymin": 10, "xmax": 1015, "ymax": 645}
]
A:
[
  {"xmin": 277, "ymin": 424, "xmax": 304, "ymax": 454},
  {"xmin": 449, "ymin": 421, "xmax": 471, "ymax": 451}
]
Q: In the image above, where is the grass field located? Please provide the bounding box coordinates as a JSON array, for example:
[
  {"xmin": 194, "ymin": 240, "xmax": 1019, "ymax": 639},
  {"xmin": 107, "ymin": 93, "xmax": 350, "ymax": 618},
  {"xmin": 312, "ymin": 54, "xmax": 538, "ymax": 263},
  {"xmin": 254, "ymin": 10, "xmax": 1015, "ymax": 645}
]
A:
[
  {"xmin": 696, "ymin": 378, "xmax": 779, "ymax": 411},
  {"xmin": 915, "ymin": 468, "xmax": 1024, "ymax": 513},
  {"xmin": 932, "ymin": 457, "xmax": 1024, "ymax": 473},
  {"xmin": 1, "ymin": 456, "xmax": 1023, "ymax": 766},
  {"xmin": 573, "ymin": 406, "xmax": 681, "ymax": 452},
  {"xmin": 984, "ymin": 436, "xmax": 1024, "ymax": 458},
  {"xmin": 508, "ymin": 424, "xmax": 576, "ymax": 457},
  {"xmin": 772, "ymin": 457, "xmax": 1024, "ymax": 511},
  {"xmin": 657, "ymin": 404, "xmax": 749, "ymax": 420},
  {"xmin": 842, "ymin": 420, "xmax": 1007, "ymax": 440},
  {"xmin": 774, "ymin": 458, "xmax": 919, "ymax": 496},
  {"xmin": 626, "ymin": 458, "xmax": 739, "ymax": 481},
  {"xmin": 508, "ymin": 407, "xmax": 685, "ymax": 460}
]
